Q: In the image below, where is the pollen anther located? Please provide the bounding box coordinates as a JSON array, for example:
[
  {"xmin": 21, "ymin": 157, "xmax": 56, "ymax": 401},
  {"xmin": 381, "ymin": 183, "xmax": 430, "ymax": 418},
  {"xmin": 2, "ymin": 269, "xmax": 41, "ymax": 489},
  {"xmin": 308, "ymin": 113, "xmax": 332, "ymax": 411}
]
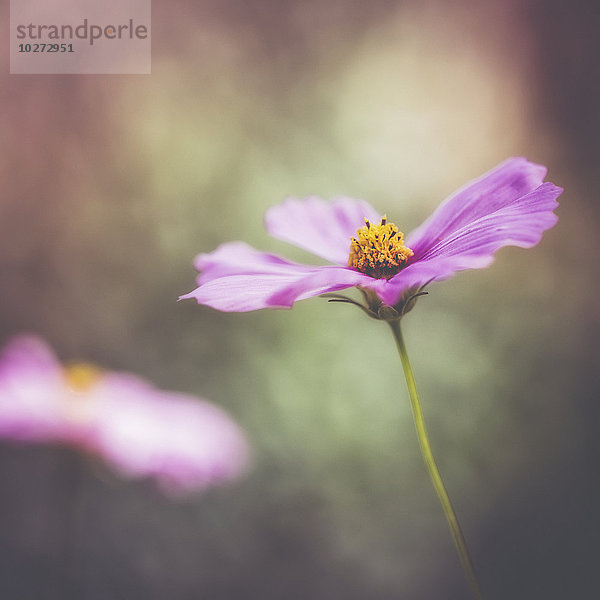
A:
[{"xmin": 348, "ymin": 217, "xmax": 413, "ymax": 279}]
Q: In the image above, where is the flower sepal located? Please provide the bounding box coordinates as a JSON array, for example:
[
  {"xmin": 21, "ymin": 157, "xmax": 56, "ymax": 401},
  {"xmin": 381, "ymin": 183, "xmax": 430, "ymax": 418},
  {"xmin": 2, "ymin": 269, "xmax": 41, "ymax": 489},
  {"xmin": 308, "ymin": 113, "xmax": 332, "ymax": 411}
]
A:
[
  {"xmin": 361, "ymin": 285, "xmax": 429, "ymax": 321},
  {"xmin": 323, "ymin": 284, "xmax": 429, "ymax": 323}
]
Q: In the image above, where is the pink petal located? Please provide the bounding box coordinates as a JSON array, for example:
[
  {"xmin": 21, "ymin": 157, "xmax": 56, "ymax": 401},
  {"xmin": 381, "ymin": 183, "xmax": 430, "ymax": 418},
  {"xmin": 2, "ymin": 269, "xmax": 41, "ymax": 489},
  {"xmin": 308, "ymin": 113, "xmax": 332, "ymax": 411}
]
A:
[
  {"xmin": 264, "ymin": 196, "xmax": 382, "ymax": 265},
  {"xmin": 0, "ymin": 335, "xmax": 67, "ymax": 442},
  {"xmin": 193, "ymin": 241, "xmax": 307, "ymax": 283},
  {"xmin": 181, "ymin": 267, "xmax": 369, "ymax": 312},
  {"xmin": 0, "ymin": 334, "xmax": 62, "ymax": 377},
  {"xmin": 266, "ymin": 266, "xmax": 374, "ymax": 309},
  {"xmin": 413, "ymin": 183, "xmax": 560, "ymax": 262},
  {"xmin": 377, "ymin": 172, "xmax": 562, "ymax": 305},
  {"xmin": 373, "ymin": 255, "xmax": 495, "ymax": 306},
  {"xmin": 88, "ymin": 374, "xmax": 249, "ymax": 495},
  {"xmin": 181, "ymin": 242, "xmax": 367, "ymax": 312},
  {"xmin": 406, "ymin": 157, "xmax": 553, "ymax": 256}
]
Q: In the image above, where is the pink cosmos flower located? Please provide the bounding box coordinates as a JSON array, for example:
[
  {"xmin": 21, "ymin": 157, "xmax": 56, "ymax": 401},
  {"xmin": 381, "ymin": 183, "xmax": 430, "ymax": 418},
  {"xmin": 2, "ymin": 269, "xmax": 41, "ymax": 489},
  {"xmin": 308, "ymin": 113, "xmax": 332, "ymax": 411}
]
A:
[
  {"xmin": 181, "ymin": 158, "xmax": 562, "ymax": 315},
  {"xmin": 0, "ymin": 335, "xmax": 249, "ymax": 495}
]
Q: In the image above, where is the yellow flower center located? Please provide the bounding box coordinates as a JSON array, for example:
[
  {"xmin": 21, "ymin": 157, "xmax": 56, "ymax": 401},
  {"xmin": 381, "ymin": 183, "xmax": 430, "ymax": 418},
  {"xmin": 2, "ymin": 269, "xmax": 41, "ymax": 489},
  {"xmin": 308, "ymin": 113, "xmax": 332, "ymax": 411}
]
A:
[
  {"xmin": 61, "ymin": 363, "xmax": 103, "ymax": 424},
  {"xmin": 348, "ymin": 216, "xmax": 413, "ymax": 279},
  {"xmin": 63, "ymin": 363, "xmax": 102, "ymax": 392}
]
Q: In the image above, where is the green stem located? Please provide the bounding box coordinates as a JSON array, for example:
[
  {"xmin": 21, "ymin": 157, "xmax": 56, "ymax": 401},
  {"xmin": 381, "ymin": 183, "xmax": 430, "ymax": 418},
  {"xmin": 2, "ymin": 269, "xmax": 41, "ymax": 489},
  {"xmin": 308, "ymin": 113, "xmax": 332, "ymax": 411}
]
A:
[{"xmin": 389, "ymin": 319, "xmax": 484, "ymax": 600}]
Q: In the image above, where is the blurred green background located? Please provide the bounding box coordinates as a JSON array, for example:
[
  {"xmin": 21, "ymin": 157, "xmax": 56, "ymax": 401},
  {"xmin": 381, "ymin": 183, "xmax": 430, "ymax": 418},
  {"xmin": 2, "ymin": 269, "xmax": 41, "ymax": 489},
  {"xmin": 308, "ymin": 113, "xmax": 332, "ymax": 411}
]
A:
[{"xmin": 1, "ymin": 1, "xmax": 598, "ymax": 598}]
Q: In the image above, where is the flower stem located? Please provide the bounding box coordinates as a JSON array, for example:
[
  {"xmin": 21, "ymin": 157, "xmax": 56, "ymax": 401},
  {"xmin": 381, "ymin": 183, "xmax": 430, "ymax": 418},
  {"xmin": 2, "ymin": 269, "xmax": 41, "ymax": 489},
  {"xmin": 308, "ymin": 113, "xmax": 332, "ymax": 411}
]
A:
[{"xmin": 388, "ymin": 319, "xmax": 484, "ymax": 600}]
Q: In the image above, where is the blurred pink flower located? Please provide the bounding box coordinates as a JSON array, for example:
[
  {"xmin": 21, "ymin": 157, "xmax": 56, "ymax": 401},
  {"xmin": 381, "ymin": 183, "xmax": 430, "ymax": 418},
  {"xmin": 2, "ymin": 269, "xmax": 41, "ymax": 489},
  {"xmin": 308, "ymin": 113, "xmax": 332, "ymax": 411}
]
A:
[
  {"xmin": 181, "ymin": 157, "xmax": 562, "ymax": 313},
  {"xmin": 0, "ymin": 335, "xmax": 249, "ymax": 495}
]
